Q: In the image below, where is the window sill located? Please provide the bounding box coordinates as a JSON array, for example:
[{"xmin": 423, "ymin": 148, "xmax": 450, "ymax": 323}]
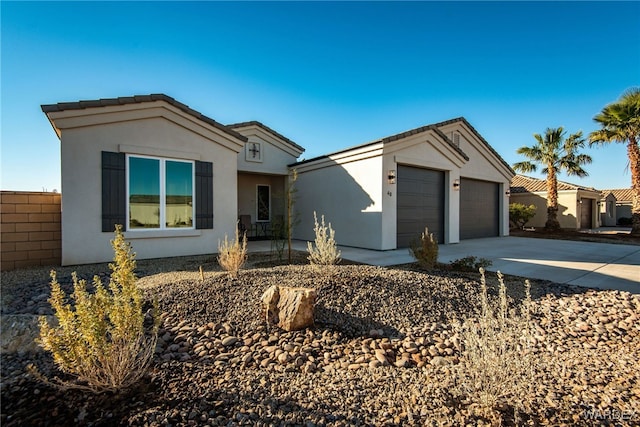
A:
[{"xmin": 123, "ymin": 229, "xmax": 201, "ymax": 239}]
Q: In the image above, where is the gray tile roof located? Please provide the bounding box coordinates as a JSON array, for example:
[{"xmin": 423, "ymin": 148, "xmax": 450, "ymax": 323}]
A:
[
  {"xmin": 290, "ymin": 117, "xmax": 513, "ymax": 171},
  {"xmin": 41, "ymin": 94, "xmax": 248, "ymax": 142},
  {"xmin": 227, "ymin": 120, "xmax": 305, "ymax": 152}
]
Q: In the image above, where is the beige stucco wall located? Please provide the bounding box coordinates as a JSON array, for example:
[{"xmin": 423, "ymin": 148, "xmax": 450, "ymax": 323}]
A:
[
  {"xmin": 510, "ymin": 190, "xmax": 600, "ymax": 229},
  {"xmin": 57, "ymin": 109, "xmax": 241, "ymax": 265},
  {"xmin": 294, "ymin": 148, "xmax": 383, "ymax": 249},
  {"xmin": 600, "ymin": 193, "xmax": 617, "ymax": 226},
  {"xmin": 235, "ymin": 126, "xmax": 302, "ymax": 175}
]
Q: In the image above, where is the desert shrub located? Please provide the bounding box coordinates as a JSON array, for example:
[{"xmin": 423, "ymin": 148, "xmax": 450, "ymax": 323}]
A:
[
  {"xmin": 409, "ymin": 227, "xmax": 438, "ymax": 270},
  {"xmin": 509, "ymin": 203, "xmax": 537, "ymax": 229},
  {"xmin": 452, "ymin": 268, "xmax": 538, "ymax": 422},
  {"xmin": 449, "ymin": 255, "xmax": 492, "ymax": 271},
  {"xmin": 217, "ymin": 226, "xmax": 248, "ymax": 278},
  {"xmin": 307, "ymin": 211, "xmax": 341, "ymax": 265},
  {"xmin": 618, "ymin": 217, "xmax": 632, "ymax": 226},
  {"xmin": 36, "ymin": 225, "xmax": 158, "ymax": 393}
]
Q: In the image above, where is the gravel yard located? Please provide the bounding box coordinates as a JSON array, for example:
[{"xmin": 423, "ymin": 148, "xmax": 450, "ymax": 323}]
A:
[{"xmin": 1, "ymin": 253, "xmax": 639, "ymax": 426}]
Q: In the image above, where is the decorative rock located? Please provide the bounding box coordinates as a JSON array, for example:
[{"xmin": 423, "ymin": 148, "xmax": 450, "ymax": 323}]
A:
[
  {"xmin": 261, "ymin": 285, "xmax": 316, "ymax": 331},
  {"xmin": 221, "ymin": 336, "xmax": 238, "ymax": 347},
  {"xmin": 430, "ymin": 356, "xmax": 449, "ymax": 367}
]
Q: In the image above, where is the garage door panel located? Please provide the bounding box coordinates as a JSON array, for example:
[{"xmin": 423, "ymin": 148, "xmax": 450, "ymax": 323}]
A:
[
  {"xmin": 460, "ymin": 178, "xmax": 499, "ymax": 240},
  {"xmin": 580, "ymin": 199, "xmax": 593, "ymax": 228},
  {"xmin": 397, "ymin": 165, "xmax": 445, "ymax": 247}
]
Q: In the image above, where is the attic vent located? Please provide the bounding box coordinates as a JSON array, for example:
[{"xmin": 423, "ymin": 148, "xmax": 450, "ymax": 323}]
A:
[{"xmin": 451, "ymin": 132, "xmax": 461, "ymax": 148}]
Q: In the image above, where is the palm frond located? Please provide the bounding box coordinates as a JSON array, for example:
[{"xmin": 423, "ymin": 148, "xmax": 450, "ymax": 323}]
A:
[{"xmin": 512, "ymin": 161, "xmax": 536, "ymax": 173}]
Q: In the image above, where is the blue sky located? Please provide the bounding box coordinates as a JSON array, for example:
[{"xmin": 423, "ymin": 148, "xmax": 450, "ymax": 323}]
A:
[{"xmin": 2, "ymin": 1, "xmax": 639, "ymax": 192}]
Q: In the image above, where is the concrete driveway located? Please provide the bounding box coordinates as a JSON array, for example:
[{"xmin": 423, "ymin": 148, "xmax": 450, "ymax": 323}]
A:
[
  {"xmin": 249, "ymin": 237, "xmax": 640, "ymax": 294},
  {"xmin": 437, "ymin": 237, "xmax": 640, "ymax": 294}
]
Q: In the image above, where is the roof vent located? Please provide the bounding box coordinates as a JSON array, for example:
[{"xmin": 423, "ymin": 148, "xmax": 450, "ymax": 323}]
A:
[{"xmin": 451, "ymin": 132, "xmax": 461, "ymax": 148}]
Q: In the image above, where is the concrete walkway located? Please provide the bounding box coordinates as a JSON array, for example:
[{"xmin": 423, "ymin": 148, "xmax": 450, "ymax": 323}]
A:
[{"xmin": 248, "ymin": 237, "xmax": 640, "ymax": 294}]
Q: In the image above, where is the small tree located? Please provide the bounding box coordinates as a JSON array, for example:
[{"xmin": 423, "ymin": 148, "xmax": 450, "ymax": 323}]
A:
[
  {"xmin": 409, "ymin": 226, "xmax": 438, "ymax": 270},
  {"xmin": 286, "ymin": 169, "xmax": 299, "ymax": 263},
  {"xmin": 307, "ymin": 211, "xmax": 341, "ymax": 265},
  {"xmin": 37, "ymin": 225, "xmax": 158, "ymax": 393},
  {"xmin": 509, "ymin": 203, "xmax": 537, "ymax": 229},
  {"xmin": 217, "ymin": 225, "xmax": 248, "ymax": 278}
]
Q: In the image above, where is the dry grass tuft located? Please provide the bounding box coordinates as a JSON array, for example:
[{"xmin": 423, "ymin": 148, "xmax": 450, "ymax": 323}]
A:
[
  {"xmin": 452, "ymin": 268, "xmax": 538, "ymax": 422},
  {"xmin": 217, "ymin": 227, "xmax": 248, "ymax": 278},
  {"xmin": 307, "ymin": 211, "xmax": 341, "ymax": 266}
]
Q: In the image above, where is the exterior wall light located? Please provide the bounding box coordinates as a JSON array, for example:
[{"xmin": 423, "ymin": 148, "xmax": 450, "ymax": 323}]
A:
[
  {"xmin": 505, "ymin": 190, "xmax": 511, "ymax": 196},
  {"xmin": 388, "ymin": 170, "xmax": 396, "ymax": 184},
  {"xmin": 453, "ymin": 179, "xmax": 460, "ymax": 190}
]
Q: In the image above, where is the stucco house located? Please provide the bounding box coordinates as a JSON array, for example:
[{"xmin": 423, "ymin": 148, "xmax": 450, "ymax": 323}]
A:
[
  {"xmin": 43, "ymin": 94, "xmax": 513, "ymax": 265},
  {"xmin": 509, "ymin": 174, "xmax": 601, "ymax": 229},
  {"xmin": 291, "ymin": 117, "xmax": 515, "ymax": 249},
  {"xmin": 600, "ymin": 188, "xmax": 633, "ymax": 225},
  {"xmin": 42, "ymin": 94, "xmax": 303, "ymax": 265}
]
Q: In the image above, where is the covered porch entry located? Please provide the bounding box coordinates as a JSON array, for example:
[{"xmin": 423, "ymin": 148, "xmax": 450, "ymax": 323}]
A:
[{"xmin": 237, "ymin": 172, "xmax": 287, "ymax": 240}]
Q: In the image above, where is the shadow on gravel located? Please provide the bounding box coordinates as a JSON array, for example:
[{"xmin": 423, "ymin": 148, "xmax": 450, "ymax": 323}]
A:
[{"xmin": 315, "ymin": 305, "xmax": 401, "ymax": 338}]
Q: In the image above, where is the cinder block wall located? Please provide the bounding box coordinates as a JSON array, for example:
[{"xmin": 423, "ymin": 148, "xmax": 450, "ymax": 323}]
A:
[{"xmin": 1, "ymin": 191, "xmax": 62, "ymax": 271}]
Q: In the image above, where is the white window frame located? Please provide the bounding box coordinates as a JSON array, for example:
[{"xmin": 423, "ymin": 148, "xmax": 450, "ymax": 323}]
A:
[
  {"xmin": 256, "ymin": 184, "xmax": 271, "ymax": 222},
  {"xmin": 126, "ymin": 154, "xmax": 196, "ymax": 231}
]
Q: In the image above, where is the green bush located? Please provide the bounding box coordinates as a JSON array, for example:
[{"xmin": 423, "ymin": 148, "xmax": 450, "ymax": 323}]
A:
[
  {"xmin": 509, "ymin": 203, "xmax": 537, "ymax": 229},
  {"xmin": 37, "ymin": 225, "xmax": 158, "ymax": 393},
  {"xmin": 449, "ymin": 255, "xmax": 492, "ymax": 271},
  {"xmin": 307, "ymin": 211, "xmax": 341, "ymax": 266},
  {"xmin": 409, "ymin": 227, "xmax": 438, "ymax": 270}
]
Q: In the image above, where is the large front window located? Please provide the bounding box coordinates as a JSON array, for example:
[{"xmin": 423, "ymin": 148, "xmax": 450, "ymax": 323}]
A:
[{"xmin": 128, "ymin": 155, "xmax": 194, "ymax": 230}]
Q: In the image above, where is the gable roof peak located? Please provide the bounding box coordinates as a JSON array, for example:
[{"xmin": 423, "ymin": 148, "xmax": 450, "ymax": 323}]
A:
[
  {"xmin": 227, "ymin": 120, "xmax": 304, "ymax": 152},
  {"xmin": 41, "ymin": 94, "xmax": 248, "ymax": 142}
]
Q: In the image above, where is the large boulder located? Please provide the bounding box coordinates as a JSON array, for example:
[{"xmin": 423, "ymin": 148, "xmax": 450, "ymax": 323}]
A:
[{"xmin": 261, "ymin": 285, "xmax": 316, "ymax": 331}]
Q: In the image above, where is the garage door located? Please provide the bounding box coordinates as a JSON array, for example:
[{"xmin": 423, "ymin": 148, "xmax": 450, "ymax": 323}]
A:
[
  {"xmin": 580, "ymin": 198, "xmax": 593, "ymax": 229},
  {"xmin": 460, "ymin": 178, "xmax": 499, "ymax": 239},
  {"xmin": 397, "ymin": 165, "xmax": 445, "ymax": 247}
]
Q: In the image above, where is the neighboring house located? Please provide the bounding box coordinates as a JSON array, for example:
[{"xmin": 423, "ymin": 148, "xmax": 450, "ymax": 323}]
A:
[
  {"xmin": 291, "ymin": 118, "xmax": 515, "ymax": 249},
  {"xmin": 600, "ymin": 188, "xmax": 633, "ymax": 225},
  {"xmin": 43, "ymin": 94, "xmax": 513, "ymax": 264},
  {"xmin": 42, "ymin": 94, "xmax": 304, "ymax": 265},
  {"xmin": 510, "ymin": 175, "xmax": 601, "ymax": 229}
]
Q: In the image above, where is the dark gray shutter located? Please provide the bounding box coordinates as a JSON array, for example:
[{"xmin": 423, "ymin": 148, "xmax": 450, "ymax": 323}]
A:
[
  {"xmin": 195, "ymin": 161, "xmax": 213, "ymax": 229},
  {"xmin": 102, "ymin": 151, "xmax": 126, "ymax": 232}
]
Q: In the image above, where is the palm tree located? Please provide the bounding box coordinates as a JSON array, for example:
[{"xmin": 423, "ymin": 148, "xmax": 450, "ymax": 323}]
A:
[
  {"xmin": 513, "ymin": 127, "xmax": 592, "ymax": 230},
  {"xmin": 589, "ymin": 87, "xmax": 640, "ymax": 235}
]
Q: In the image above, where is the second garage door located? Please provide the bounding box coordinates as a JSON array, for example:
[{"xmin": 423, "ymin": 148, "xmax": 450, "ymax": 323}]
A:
[
  {"xmin": 460, "ymin": 178, "xmax": 500, "ymax": 239},
  {"xmin": 397, "ymin": 165, "xmax": 445, "ymax": 247}
]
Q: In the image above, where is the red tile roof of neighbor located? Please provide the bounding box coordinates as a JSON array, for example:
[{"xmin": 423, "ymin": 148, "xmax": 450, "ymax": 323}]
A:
[
  {"xmin": 227, "ymin": 121, "xmax": 305, "ymax": 152},
  {"xmin": 511, "ymin": 174, "xmax": 599, "ymax": 194},
  {"xmin": 41, "ymin": 94, "xmax": 248, "ymax": 142},
  {"xmin": 601, "ymin": 188, "xmax": 634, "ymax": 202}
]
